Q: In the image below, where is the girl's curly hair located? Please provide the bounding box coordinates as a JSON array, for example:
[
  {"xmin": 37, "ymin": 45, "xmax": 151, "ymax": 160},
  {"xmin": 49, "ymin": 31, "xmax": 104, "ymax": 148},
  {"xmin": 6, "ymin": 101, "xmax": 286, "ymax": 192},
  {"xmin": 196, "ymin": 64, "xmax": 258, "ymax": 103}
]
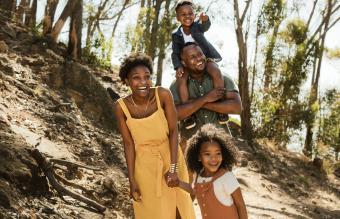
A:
[
  {"xmin": 185, "ymin": 123, "xmax": 239, "ymax": 173},
  {"xmin": 118, "ymin": 53, "xmax": 153, "ymax": 83}
]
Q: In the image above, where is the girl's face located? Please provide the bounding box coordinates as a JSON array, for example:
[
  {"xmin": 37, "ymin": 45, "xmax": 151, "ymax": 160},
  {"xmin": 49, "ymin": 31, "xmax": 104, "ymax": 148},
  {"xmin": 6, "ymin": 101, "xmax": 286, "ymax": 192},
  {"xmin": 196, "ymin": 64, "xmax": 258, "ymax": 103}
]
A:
[
  {"xmin": 125, "ymin": 65, "xmax": 152, "ymax": 98},
  {"xmin": 199, "ymin": 140, "xmax": 223, "ymax": 177}
]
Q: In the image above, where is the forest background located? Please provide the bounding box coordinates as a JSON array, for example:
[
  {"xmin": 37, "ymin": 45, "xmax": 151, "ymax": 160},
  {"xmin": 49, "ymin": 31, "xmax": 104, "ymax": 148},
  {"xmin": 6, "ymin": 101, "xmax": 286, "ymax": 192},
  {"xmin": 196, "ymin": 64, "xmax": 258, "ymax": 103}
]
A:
[{"xmin": 1, "ymin": 0, "xmax": 339, "ymax": 162}]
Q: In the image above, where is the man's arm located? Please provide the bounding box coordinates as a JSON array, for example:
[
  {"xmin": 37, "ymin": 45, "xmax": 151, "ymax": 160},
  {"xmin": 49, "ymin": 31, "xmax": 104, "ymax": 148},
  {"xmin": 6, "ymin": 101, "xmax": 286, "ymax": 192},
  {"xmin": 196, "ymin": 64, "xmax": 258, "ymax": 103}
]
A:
[
  {"xmin": 203, "ymin": 91, "xmax": 242, "ymax": 114},
  {"xmin": 175, "ymin": 87, "xmax": 225, "ymax": 120}
]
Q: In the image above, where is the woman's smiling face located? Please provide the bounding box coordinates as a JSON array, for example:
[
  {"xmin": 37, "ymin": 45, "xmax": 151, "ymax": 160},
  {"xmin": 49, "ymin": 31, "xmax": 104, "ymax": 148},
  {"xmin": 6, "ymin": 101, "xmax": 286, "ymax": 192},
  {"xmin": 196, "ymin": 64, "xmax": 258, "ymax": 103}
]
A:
[{"xmin": 126, "ymin": 65, "xmax": 152, "ymax": 97}]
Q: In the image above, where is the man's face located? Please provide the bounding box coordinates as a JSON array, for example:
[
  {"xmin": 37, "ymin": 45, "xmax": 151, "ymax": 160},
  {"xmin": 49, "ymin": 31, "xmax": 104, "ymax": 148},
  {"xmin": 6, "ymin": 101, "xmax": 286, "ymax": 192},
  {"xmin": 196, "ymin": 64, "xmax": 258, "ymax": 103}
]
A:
[
  {"xmin": 181, "ymin": 45, "xmax": 206, "ymax": 72},
  {"xmin": 176, "ymin": 5, "xmax": 195, "ymax": 28}
]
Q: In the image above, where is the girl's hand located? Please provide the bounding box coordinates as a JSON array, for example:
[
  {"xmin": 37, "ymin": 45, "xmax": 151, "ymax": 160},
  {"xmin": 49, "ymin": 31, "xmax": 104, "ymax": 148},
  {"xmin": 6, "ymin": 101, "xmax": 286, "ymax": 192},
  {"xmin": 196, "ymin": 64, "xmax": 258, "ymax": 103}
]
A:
[
  {"xmin": 130, "ymin": 180, "xmax": 142, "ymax": 202},
  {"xmin": 165, "ymin": 171, "xmax": 179, "ymax": 187},
  {"xmin": 199, "ymin": 12, "xmax": 209, "ymax": 22}
]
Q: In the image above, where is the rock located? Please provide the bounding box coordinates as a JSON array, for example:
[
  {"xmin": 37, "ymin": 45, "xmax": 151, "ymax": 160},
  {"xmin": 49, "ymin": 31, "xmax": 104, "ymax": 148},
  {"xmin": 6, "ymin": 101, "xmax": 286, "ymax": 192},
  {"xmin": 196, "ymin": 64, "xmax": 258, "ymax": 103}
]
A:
[
  {"xmin": 0, "ymin": 190, "xmax": 11, "ymax": 208},
  {"xmin": 313, "ymin": 157, "xmax": 323, "ymax": 170},
  {"xmin": 53, "ymin": 112, "xmax": 68, "ymax": 123},
  {"xmin": 240, "ymin": 158, "xmax": 248, "ymax": 167},
  {"xmin": 46, "ymin": 49, "xmax": 64, "ymax": 63},
  {"xmin": 0, "ymin": 41, "xmax": 9, "ymax": 53},
  {"xmin": 107, "ymin": 87, "xmax": 120, "ymax": 101},
  {"xmin": 1, "ymin": 24, "xmax": 16, "ymax": 38}
]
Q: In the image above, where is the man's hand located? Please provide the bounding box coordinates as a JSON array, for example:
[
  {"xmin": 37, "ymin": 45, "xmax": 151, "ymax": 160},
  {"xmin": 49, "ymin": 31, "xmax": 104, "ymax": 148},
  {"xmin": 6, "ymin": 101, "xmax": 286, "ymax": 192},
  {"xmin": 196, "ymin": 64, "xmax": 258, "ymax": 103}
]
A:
[
  {"xmin": 199, "ymin": 12, "xmax": 209, "ymax": 22},
  {"xmin": 204, "ymin": 87, "xmax": 226, "ymax": 103},
  {"xmin": 129, "ymin": 180, "xmax": 142, "ymax": 201},
  {"xmin": 176, "ymin": 67, "xmax": 184, "ymax": 78}
]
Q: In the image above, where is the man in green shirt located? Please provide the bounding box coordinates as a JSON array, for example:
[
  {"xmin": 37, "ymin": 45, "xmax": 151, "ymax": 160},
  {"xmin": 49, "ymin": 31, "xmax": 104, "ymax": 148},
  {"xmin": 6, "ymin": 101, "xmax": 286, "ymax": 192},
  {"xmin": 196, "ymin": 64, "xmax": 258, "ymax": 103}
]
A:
[{"xmin": 170, "ymin": 42, "xmax": 242, "ymax": 151}]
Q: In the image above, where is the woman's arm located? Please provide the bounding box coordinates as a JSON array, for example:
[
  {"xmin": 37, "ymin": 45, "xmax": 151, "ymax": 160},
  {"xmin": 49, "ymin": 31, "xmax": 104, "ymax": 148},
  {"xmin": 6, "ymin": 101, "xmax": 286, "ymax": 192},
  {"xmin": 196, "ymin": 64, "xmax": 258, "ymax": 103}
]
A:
[
  {"xmin": 231, "ymin": 188, "xmax": 248, "ymax": 219},
  {"xmin": 159, "ymin": 87, "xmax": 179, "ymax": 186},
  {"xmin": 114, "ymin": 101, "xmax": 141, "ymax": 201}
]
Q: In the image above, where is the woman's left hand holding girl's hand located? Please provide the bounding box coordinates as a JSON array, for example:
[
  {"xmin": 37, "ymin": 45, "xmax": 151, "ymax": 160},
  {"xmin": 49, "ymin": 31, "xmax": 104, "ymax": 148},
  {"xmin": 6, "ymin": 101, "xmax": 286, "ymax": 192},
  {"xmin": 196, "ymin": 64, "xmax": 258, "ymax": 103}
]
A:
[{"xmin": 165, "ymin": 171, "xmax": 179, "ymax": 187}]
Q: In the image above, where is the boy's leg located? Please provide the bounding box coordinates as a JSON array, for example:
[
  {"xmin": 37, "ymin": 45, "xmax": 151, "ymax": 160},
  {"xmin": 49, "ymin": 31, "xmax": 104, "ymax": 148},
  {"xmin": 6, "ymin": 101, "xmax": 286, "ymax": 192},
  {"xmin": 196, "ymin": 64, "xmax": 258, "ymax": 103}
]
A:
[
  {"xmin": 206, "ymin": 60, "xmax": 229, "ymax": 124},
  {"xmin": 176, "ymin": 75, "xmax": 189, "ymax": 104},
  {"xmin": 176, "ymin": 71, "xmax": 196, "ymax": 129}
]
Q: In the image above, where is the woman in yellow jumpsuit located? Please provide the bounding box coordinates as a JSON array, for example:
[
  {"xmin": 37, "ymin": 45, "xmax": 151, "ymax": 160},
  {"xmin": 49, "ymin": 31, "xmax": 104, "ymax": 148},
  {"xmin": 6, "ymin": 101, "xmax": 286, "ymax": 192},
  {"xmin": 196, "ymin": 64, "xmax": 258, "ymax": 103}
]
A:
[{"xmin": 115, "ymin": 53, "xmax": 195, "ymax": 219}]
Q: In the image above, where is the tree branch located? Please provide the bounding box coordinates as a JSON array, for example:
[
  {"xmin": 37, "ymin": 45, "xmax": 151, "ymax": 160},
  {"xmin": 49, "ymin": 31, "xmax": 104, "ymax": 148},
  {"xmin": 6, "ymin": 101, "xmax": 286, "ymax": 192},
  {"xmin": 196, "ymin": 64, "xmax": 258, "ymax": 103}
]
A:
[{"xmin": 241, "ymin": 0, "xmax": 252, "ymax": 24}]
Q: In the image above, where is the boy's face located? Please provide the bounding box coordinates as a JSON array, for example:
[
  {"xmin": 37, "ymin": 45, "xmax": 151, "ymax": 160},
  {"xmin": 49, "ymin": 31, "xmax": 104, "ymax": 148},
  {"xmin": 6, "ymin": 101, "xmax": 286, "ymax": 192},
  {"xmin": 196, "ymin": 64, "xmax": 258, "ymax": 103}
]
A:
[
  {"xmin": 176, "ymin": 5, "xmax": 195, "ymax": 27},
  {"xmin": 199, "ymin": 141, "xmax": 223, "ymax": 177}
]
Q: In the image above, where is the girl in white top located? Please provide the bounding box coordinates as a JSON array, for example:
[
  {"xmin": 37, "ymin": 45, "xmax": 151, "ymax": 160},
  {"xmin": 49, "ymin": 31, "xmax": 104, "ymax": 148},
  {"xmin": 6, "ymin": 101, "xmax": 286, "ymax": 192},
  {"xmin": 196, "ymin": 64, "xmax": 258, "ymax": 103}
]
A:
[{"xmin": 168, "ymin": 124, "xmax": 248, "ymax": 219}]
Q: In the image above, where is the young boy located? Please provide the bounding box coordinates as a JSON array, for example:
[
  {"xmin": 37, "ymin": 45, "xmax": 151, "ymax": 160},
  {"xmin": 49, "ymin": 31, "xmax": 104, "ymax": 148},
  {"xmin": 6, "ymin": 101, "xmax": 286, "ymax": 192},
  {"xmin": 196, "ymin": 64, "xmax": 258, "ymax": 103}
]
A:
[{"xmin": 171, "ymin": 0, "xmax": 228, "ymax": 129}]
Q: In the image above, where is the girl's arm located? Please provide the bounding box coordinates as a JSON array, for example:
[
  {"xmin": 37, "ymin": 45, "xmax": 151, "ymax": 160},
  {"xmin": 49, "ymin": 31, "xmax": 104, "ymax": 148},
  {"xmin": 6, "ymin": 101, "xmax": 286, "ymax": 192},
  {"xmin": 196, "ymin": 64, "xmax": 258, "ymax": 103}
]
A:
[
  {"xmin": 231, "ymin": 188, "xmax": 248, "ymax": 219},
  {"xmin": 178, "ymin": 180, "xmax": 195, "ymax": 196},
  {"xmin": 159, "ymin": 87, "xmax": 179, "ymax": 186},
  {"xmin": 114, "ymin": 101, "xmax": 141, "ymax": 201}
]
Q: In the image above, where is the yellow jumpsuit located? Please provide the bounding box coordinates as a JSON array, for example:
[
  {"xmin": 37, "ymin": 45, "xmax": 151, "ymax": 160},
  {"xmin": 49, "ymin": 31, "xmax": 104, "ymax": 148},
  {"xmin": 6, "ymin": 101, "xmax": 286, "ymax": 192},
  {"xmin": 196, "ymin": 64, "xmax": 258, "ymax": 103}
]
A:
[{"xmin": 117, "ymin": 87, "xmax": 195, "ymax": 219}]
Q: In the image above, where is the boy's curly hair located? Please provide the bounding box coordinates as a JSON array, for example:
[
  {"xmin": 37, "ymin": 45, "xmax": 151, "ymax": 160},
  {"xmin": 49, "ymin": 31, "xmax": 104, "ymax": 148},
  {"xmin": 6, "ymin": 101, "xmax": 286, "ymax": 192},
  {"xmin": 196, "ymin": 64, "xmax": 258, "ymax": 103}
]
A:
[
  {"xmin": 185, "ymin": 123, "xmax": 239, "ymax": 173},
  {"xmin": 175, "ymin": 0, "xmax": 193, "ymax": 13},
  {"xmin": 118, "ymin": 53, "xmax": 153, "ymax": 83}
]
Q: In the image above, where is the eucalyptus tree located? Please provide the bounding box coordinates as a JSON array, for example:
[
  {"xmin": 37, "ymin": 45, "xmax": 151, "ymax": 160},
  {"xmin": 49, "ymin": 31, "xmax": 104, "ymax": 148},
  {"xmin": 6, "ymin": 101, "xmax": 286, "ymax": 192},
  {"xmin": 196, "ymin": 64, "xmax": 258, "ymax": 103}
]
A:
[
  {"xmin": 130, "ymin": 0, "xmax": 176, "ymax": 84},
  {"xmin": 304, "ymin": 0, "xmax": 340, "ymax": 157},
  {"xmin": 43, "ymin": 0, "xmax": 59, "ymax": 35},
  {"xmin": 0, "ymin": 0, "xmax": 16, "ymax": 21},
  {"xmin": 232, "ymin": 0, "xmax": 254, "ymax": 145},
  {"xmin": 318, "ymin": 89, "xmax": 340, "ymax": 160}
]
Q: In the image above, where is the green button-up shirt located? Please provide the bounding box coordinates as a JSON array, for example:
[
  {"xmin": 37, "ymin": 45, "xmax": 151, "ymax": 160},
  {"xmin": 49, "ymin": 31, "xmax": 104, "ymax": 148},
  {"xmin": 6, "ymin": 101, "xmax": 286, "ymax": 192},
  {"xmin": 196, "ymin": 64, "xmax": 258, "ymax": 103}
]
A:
[{"xmin": 170, "ymin": 73, "xmax": 239, "ymax": 140}]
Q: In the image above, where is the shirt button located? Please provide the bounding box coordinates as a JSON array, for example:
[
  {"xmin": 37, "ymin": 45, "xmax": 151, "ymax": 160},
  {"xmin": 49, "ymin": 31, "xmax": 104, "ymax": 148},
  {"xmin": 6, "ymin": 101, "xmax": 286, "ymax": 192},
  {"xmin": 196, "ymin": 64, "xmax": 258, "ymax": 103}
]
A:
[
  {"xmin": 202, "ymin": 194, "xmax": 205, "ymax": 197},
  {"xmin": 202, "ymin": 203, "xmax": 206, "ymax": 207},
  {"xmin": 204, "ymin": 213, "xmax": 208, "ymax": 217}
]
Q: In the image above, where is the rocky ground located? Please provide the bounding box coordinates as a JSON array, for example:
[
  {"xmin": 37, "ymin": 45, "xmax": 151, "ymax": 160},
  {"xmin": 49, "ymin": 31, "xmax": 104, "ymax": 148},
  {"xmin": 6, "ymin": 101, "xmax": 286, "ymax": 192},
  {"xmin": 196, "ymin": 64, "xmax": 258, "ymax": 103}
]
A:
[{"xmin": 0, "ymin": 21, "xmax": 339, "ymax": 219}]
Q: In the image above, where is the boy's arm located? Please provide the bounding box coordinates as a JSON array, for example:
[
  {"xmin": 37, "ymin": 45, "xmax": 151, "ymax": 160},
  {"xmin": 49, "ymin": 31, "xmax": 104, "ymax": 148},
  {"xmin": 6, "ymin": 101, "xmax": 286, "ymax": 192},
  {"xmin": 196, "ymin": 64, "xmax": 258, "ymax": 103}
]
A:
[
  {"xmin": 232, "ymin": 188, "xmax": 248, "ymax": 219},
  {"xmin": 196, "ymin": 15, "xmax": 211, "ymax": 32},
  {"xmin": 171, "ymin": 34, "xmax": 182, "ymax": 70}
]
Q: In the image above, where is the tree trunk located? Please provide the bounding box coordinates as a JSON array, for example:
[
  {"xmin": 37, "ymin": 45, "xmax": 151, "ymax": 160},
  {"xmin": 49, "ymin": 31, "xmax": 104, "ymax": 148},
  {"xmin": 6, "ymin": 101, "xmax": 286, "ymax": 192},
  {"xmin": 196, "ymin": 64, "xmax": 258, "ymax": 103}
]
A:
[
  {"xmin": 85, "ymin": 0, "xmax": 109, "ymax": 50},
  {"xmin": 50, "ymin": 0, "xmax": 77, "ymax": 41},
  {"xmin": 304, "ymin": 0, "xmax": 333, "ymax": 157},
  {"xmin": 131, "ymin": 0, "xmax": 146, "ymax": 52},
  {"xmin": 0, "ymin": 0, "xmax": 16, "ymax": 21},
  {"xmin": 233, "ymin": 0, "xmax": 254, "ymax": 146},
  {"xmin": 43, "ymin": 0, "xmax": 59, "ymax": 35},
  {"xmin": 17, "ymin": 0, "xmax": 29, "ymax": 24},
  {"xmin": 107, "ymin": 0, "xmax": 130, "ymax": 63},
  {"xmin": 68, "ymin": 0, "xmax": 83, "ymax": 60},
  {"xmin": 155, "ymin": 0, "xmax": 171, "ymax": 85},
  {"xmin": 142, "ymin": 0, "xmax": 152, "ymax": 53},
  {"xmin": 147, "ymin": 0, "xmax": 163, "ymax": 60},
  {"xmin": 26, "ymin": 0, "xmax": 37, "ymax": 27},
  {"xmin": 263, "ymin": 22, "xmax": 281, "ymax": 90}
]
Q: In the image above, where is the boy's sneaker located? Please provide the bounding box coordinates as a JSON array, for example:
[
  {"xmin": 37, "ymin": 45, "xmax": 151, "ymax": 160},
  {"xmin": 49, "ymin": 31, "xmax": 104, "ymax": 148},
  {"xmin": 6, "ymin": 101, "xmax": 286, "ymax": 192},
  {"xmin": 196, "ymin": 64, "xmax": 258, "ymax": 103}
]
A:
[
  {"xmin": 217, "ymin": 113, "xmax": 229, "ymax": 125},
  {"xmin": 183, "ymin": 116, "xmax": 196, "ymax": 129}
]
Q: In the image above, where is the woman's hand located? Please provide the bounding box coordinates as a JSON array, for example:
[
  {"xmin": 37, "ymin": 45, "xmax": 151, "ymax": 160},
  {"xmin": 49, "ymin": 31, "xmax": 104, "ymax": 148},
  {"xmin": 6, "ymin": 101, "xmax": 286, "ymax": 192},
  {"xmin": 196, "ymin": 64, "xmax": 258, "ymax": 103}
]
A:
[
  {"xmin": 129, "ymin": 180, "xmax": 142, "ymax": 202},
  {"xmin": 165, "ymin": 171, "xmax": 179, "ymax": 187}
]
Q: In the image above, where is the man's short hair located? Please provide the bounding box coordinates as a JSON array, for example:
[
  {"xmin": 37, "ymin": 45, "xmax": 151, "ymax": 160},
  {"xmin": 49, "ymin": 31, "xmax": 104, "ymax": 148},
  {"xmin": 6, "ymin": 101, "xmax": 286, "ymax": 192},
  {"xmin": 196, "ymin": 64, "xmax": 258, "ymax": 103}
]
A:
[
  {"xmin": 180, "ymin": 42, "xmax": 199, "ymax": 56},
  {"xmin": 175, "ymin": 0, "xmax": 193, "ymax": 13}
]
